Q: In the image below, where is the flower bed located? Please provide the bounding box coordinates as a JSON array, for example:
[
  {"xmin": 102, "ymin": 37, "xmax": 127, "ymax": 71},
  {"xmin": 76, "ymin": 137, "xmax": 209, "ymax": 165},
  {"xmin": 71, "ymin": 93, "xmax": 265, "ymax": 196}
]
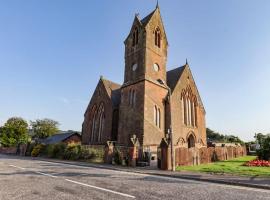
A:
[{"xmin": 244, "ymin": 160, "xmax": 270, "ymax": 167}]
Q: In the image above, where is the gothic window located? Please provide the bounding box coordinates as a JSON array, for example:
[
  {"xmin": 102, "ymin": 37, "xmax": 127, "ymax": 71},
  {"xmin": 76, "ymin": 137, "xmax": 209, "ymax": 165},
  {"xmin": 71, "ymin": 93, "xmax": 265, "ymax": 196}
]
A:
[
  {"xmin": 158, "ymin": 108, "xmax": 161, "ymax": 128},
  {"xmin": 97, "ymin": 103, "xmax": 105, "ymax": 142},
  {"xmin": 181, "ymin": 87, "xmax": 197, "ymax": 127},
  {"xmin": 155, "ymin": 28, "xmax": 161, "ymax": 48},
  {"xmin": 128, "ymin": 89, "xmax": 136, "ymax": 108},
  {"xmin": 132, "ymin": 90, "xmax": 136, "ymax": 107},
  {"xmin": 132, "ymin": 27, "xmax": 139, "ymax": 47},
  {"xmin": 90, "ymin": 105, "xmax": 97, "ymax": 142},
  {"xmin": 154, "ymin": 105, "xmax": 161, "ymax": 128},
  {"xmin": 154, "ymin": 106, "xmax": 157, "ymax": 125},
  {"xmin": 129, "ymin": 89, "xmax": 132, "ymax": 105},
  {"xmin": 187, "ymin": 134, "xmax": 195, "ymax": 148}
]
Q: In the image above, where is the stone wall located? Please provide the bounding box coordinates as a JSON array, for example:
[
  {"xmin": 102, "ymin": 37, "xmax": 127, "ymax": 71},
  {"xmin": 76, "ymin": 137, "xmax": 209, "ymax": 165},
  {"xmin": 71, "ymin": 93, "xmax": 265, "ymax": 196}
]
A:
[
  {"xmin": 0, "ymin": 144, "xmax": 27, "ymax": 156},
  {"xmin": 175, "ymin": 146, "xmax": 247, "ymax": 166}
]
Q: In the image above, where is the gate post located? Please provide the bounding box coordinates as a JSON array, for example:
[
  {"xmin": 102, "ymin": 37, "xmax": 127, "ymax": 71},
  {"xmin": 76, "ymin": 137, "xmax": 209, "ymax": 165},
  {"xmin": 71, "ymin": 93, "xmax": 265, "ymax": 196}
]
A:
[
  {"xmin": 129, "ymin": 135, "xmax": 140, "ymax": 167},
  {"xmin": 104, "ymin": 141, "xmax": 114, "ymax": 164},
  {"xmin": 159, "ymin": 136, "xmax": 171, "ymax": 170}
]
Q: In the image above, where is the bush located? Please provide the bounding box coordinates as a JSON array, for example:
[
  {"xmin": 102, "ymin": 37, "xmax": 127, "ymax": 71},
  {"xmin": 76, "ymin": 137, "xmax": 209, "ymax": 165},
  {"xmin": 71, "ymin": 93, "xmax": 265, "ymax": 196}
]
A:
[
  {"xmin": 31, "ymin": 144, "xmax": 45, "ymax": 157},
  {"xmin": 113, "ymin": 149, "xmax": 122, "ymax": 165},
  {"xmin": 25, "ymin": 142, "xmax": 36, "ymax": 156},
  {"xmin": 257, "ymin": 136, "xmax": 270, "ymax": 160},
  {"xmin": 79, "ymin": 146, "xmax": 105, "ymax": 162},
  {"xmin": 45, "ymin": 144, "xmax": 55, "ymax": 158},
  {"xmin": 63, "ymin": 143, "xmax": 81, "ymax": 160},
  {"xmin": 52, "ymin": 143, "xmax": 66, "ymax": 158}
]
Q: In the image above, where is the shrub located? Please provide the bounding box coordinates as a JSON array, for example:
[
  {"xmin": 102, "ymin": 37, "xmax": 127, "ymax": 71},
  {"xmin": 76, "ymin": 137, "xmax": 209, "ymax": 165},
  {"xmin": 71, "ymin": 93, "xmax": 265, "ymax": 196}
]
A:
[
  {"xmin": 257, "ymin": 136, "xmax": 270, "ymax": 160},
  {"xmin": 25, "ymin": 142, "xmax": 36, "ymax": 156},
  {"xmin": 63, "ymin": 143, "xmax": 81, "ymax": 160},
  {"xmin": 45, "ymin": 144, "xmax": 55, "ymax": 158},
  {"xmin": 52, "ymin": 143, "xmax": 66, "ymax": 158},
  {"xmin": 79, "ymin": 146, "xmax": 105, "ymax": 162},
  {"xmin": 31, "ymin": 144, "xmax": 45, "ymax": 157},
  {"xmin": 113, "ymin": 149, "xmax": 122, "ymax": 165}
]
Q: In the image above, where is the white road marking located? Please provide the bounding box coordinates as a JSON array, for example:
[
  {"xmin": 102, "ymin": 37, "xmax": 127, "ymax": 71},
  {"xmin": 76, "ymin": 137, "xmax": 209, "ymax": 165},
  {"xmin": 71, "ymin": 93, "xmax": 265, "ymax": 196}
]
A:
[
  {"xmin": 65, "ymin": 178, "xmax": 136, "ymax": 199},
  {"xmin": 8, "ymin": 159, "xmax": 270, "ymax": 194},
  {"xmin": 35, "ymin": 171, "xmax": 57, "ymax": 178},
  {"xmin": 34, "ymin": 160, "xmax": 270, "ymax": 194},
  {"xmin": 9, "ymin": 164, "xmax": 57, "ymax": 178},
  {"xmin": 9, "ymin": 165, "xmax": 26, "ymax": 170},
  {"xmin": 8, "ymin": 163, "xmax": 136, "ymax": 198}
]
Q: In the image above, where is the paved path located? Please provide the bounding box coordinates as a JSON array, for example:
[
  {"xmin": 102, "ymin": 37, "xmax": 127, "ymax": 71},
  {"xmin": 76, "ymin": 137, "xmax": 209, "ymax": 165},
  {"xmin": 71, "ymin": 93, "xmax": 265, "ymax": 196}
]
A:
[{"xmin": 0, "ymin": 154, "xmax": 270, "ymax": 200}]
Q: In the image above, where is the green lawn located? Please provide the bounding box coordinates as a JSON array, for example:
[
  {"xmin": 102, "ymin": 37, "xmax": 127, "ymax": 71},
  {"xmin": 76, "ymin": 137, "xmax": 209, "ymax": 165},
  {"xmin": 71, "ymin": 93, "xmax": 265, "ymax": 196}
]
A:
[{"xmin": 176, "ymin": 156, "xmax": 270, "ymax": 177}]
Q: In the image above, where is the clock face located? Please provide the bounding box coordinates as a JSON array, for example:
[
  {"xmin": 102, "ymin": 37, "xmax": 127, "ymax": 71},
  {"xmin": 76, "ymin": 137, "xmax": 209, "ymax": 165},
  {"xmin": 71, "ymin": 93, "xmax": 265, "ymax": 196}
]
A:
[
  {"xmin": 132, "ymin": 63, "xmax": 138, "ymax": 71},
  {"xmin": 153, "ymin": 63, "xmax": 159, "ymax": 72}
]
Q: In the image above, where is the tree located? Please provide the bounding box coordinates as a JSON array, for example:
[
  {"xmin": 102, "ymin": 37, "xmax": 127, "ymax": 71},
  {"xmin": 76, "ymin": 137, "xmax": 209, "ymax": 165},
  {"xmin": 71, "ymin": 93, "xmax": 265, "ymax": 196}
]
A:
[
  {"xmin": 206, "ymin": 128, "xmax": 225, "ymax": 142},
  {"xmin": 0, "ymin": 117, "xmax": 29, "ymax": 147},
  {"xmin": 31, "ymin": 119, "xmax": 60, "ymax": 139},
  {"xmin": 206, "ymin": 128, "xmax": 244, "ymax": 144},
  {"xmin": 254, "ymin": 133, "xmax": 266, "ymax": 146}
]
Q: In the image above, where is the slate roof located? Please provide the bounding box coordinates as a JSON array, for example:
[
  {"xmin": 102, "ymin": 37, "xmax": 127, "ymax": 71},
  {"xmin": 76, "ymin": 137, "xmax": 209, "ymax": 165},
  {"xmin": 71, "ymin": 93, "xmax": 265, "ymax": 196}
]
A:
[
  {"xmin": 141, "ymin": 10, "xmax": 156, "ymax": 26},
  {"xmin": 166, "ymin": 65, "xmax": 186, "ymax": 92},
  {"xmin": 101, "ymin": 78, "xmax": 122, "ymax": 107},
  {"xmin": 40, "ymin": 131, "xmax": 81, "ymax": 145}
]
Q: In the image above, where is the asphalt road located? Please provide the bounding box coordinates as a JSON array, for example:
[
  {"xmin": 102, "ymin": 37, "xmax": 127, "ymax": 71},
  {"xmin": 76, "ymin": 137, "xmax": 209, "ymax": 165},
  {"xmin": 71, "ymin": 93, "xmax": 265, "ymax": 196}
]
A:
[{"xmin": 0, "ymin": 154, "xmax": 269, "ymax": 200}]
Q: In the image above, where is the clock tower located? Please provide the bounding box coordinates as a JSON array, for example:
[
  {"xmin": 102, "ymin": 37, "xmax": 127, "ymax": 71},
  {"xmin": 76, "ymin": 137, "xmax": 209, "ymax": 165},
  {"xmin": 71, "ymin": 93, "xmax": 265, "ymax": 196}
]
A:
[
  {"xmin": 118, "ymin": 6, "xmax": 170, "ymax": 147},
  {"xmin": 123, "ymin": 6, "xmax": 168, "ymax": 85}
]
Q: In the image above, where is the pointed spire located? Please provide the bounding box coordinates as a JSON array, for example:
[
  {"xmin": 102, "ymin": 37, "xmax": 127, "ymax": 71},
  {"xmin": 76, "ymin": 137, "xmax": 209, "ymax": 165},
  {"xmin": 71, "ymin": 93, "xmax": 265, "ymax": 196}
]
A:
[
  {"xmin": 185, "ymin": 58, "xmax": 189, "ymax": 66},
  {"xmin": 156, "ymin": 0, "xmax": 159, "ymax": 9}
]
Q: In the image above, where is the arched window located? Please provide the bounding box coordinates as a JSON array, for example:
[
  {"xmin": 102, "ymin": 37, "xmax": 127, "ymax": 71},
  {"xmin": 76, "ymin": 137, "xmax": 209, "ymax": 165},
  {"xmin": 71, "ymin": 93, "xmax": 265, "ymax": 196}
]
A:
[
  {"xmin": 154, "ymin": 105, "xmax": 161, "ymax": 128},
  {"xmin": 90, "ymin": 106, "xmax": 97, "ymax": 142},
  {"xmin": 132, "ymin": 27, "xmax": 138, "ymax": 47},
  {"xmin": 155, "ymin": 28, "xmax": 161, "ymax": 48},
  {"xmin": 91, "ymin": 103, "xmax": 105, "ymax": 142},
  {"xmin": 187, "ymin": 134, "xmax": 195, "ymax": 148},
  {"xmin": 128, "ymin": 89, "xmax": 136, "ymax": 107},
  {"xmin": 158, "ymin": 108, "xmax": 161, "ymax": 128},
  {"xmin": 129, "ymin": 89, "xmax": 132, "ymax": 106},
  {"xmin": 132, "ymin": 90, "xmax": 136, "ymax": 107},
  {"xmin": 181, "ymin": 97, "xmax": 186, "ymax": 125},
  {"xmin": 182, "ymin": 87, "xmax": 197, "ymax": 127}
]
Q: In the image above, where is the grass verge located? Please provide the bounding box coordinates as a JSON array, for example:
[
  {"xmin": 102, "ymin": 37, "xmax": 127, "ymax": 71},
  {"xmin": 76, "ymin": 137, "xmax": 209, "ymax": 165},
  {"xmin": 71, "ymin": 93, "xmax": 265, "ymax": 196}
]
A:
[{"xmin": 176, "ymin": 156, "xmax": 270, "ymax": 177}]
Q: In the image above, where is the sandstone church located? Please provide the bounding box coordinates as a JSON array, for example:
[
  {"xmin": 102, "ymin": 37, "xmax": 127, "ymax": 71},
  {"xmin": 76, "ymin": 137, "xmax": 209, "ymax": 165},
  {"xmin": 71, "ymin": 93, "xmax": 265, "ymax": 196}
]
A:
[{"xmin": 82, "ymin": 5, "xmax": 207, "ymax": 154}]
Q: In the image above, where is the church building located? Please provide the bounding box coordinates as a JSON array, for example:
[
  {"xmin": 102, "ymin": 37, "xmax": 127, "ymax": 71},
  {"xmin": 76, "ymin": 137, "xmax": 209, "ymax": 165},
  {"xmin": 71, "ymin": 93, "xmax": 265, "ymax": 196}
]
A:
[{"xmin": 82, "ymin": 5, "xmax": 207, "ymax": 153}]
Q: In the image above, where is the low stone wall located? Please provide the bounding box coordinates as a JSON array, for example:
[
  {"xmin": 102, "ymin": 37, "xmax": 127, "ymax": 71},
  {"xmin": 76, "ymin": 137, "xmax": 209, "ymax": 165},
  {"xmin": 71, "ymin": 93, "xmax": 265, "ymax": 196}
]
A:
[
  {"xmin": 175, "ymin": 146, "xmax": 247, "ymax": 166},
  {"xmin": 0, "ymin": 147, "xmax": 17, "ymax": 154},
  {"xmin": 0, "ymin": 145, "xmax": 27, "ymax": 155}
]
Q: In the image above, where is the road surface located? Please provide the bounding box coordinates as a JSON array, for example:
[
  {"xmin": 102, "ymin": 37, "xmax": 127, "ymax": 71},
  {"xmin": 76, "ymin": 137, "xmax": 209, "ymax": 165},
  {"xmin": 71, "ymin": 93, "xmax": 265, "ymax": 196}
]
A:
[{"xmin": 0, "ymin": 154, "xmax": 269, "ymax": 200}]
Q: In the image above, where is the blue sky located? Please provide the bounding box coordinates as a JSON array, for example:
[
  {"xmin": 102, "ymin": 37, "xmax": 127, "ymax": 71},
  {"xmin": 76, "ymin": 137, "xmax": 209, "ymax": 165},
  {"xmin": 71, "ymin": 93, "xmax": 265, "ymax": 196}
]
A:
[{"xmin": 0, "ymin": 0, "xmax": 270, "ymax": 141}]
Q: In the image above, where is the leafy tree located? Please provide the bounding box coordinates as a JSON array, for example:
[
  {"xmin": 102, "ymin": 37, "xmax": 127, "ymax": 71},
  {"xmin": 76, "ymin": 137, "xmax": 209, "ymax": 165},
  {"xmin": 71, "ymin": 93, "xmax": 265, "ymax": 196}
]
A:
[
  {"xmin": 0, "ymin": 117, "xmax": 29, "ymax": 147},
  {"xmin": 206, "ymin": 128, "xmax": 244, "ymax": 144},
  {"xmin": 31, "ymin": 119, "xmax": 59, "ymax": 139},
  {"xmin": 206, "ymin": 128, "xmax": 225, "ymax": 142},
  {"xmin": 254, "ymin": 133, "xmax": 266, "ymax": 146}
]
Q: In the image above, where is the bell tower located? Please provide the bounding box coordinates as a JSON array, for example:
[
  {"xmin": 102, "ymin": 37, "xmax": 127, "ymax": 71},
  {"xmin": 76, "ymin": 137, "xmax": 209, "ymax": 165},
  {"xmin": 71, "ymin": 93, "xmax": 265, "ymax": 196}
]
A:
[
  {"xmin": 123, "ymin": 6, "xmax": 168, "ymax": 85},
  {"xmin": 118, "ymin": 6, "xmax": 169, "ymax": 147}
]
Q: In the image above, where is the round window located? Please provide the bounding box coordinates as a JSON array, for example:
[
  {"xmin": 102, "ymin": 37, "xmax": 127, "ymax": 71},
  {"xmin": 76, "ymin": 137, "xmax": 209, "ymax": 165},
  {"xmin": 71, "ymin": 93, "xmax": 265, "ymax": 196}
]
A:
[
  {"xmin": 153, "ymin": 63, "xmax": 159, "ymax": 72},
  {"xmin": 132, "ymin": 63, "xmax": 138, "ymax": 71}
]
